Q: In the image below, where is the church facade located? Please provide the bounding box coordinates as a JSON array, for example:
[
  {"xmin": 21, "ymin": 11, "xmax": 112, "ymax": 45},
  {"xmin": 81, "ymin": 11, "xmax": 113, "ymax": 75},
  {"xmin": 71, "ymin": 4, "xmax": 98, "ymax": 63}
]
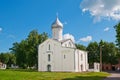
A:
[{"xmin": 38, "ymin": 17, "xmax": 88, "ymax": 72}]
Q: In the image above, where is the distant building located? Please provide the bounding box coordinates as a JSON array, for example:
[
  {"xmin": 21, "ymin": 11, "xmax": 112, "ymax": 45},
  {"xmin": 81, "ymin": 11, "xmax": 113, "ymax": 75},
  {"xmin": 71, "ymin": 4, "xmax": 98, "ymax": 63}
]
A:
[
  {"xmin": 38, "ymin": 16, "xmax": 88, "ymax": 72},
  {"xmin": 11, "ymin": 64, "xmax": 19, "ymax": 69},
  {"xmin": 0, "ymin": 62, "xmax": 6, "ymax": 69},
  {"xmin": 103, "ymin": 59, "xmax": 120, "ymax": 71}
]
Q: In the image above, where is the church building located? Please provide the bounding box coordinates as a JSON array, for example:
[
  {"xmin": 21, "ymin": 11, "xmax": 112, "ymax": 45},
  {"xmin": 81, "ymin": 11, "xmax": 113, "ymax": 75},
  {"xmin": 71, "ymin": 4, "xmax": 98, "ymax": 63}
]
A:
[{"xmin": 38, "ymin": 16, "xmax": 88, "ymax": 72}]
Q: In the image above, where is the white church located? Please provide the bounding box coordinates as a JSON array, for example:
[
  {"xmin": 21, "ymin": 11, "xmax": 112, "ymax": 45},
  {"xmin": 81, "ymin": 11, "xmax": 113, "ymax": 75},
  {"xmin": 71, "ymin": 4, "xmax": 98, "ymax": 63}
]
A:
[{"xmin": 38, "ymin": 16, "xmax": 88, "ymax": 72}]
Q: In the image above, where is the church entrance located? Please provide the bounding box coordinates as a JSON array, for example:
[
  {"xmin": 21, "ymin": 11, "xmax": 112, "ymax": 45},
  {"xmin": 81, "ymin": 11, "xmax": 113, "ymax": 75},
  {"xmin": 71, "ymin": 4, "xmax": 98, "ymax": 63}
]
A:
[{"xmin": 47, "ymin": 64, "xmax": 51, "ymax": 72}]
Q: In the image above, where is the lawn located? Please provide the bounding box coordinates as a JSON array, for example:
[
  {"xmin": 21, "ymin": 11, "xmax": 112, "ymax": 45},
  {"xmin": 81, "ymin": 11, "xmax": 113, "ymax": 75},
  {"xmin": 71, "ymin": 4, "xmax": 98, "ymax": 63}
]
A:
[{"xmin": 0, "ymin": 69, "xmax": 109, "ymax": 80}]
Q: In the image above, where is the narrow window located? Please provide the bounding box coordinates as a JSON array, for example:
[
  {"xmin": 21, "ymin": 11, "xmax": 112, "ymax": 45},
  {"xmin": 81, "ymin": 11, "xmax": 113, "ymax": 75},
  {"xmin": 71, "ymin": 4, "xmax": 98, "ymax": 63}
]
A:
[
  {"xmin": 64, "ymin": 55, "xmax": 66, "ymax": 59},
  {"xmin": 69, "ymin": 42, "xmax": 71, "ymax": 47},
  {"xmin": 81, "ymin": 65, "xmax": 83, "ymax": 71},
  {"xmin": 81, "ymin": 54, "xmax": 83, "ymax": 61},
  {"xmin": 48, "ymin": 54, "xmax": 51, "ymax": 61},
  {"xmin": 48, "ymin": 44, "xmax": 50, "ymax": 50}
]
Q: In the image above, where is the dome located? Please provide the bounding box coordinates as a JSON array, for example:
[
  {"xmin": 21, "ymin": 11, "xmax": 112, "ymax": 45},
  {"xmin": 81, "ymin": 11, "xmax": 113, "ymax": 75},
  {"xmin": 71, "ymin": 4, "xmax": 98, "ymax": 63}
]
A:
[{"xmin": 52, "ymin": 17, "xmax": 63, "ymax": 28}]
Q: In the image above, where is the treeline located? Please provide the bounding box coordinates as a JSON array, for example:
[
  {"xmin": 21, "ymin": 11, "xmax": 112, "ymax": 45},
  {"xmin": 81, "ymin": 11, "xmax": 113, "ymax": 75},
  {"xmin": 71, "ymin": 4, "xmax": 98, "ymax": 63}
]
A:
[
  {"xmin": 0, "ymin": 52, "xmax": 16, "ymax": 67},
  {"xmin": 76, "ymin": 40, "xmax": 119, "ymax": 65},
  {"xmin": 0, "ymin": 30, "xmax": 48, "ymax": 69}
]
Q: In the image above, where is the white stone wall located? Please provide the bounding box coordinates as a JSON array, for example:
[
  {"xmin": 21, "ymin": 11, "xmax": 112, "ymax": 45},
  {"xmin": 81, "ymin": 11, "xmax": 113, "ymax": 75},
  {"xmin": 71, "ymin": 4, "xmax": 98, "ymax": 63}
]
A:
[
  {"xmin": 74, "ymin": 51, "xmax": 78, "ymax": 72},
  {"xmin": 38, "ymin": 39, "xmax": 75, "ymax": 72},
  {"xmin": 38, "ymin": 39, "xmax": 88, "ymax": 72},
  {"xmin": 74, "ymin": 49, "xmax": 88, "ymax": 72},
  {"xmin": 94, "ymin": 62, "xmax": 100, "ymax": 72},
  {"xmin": 61, "ymin": 47, "xmax": 75, "ymax": 72},
  {"xmin": 51, "ymin": 41, "xmax": 62, "ymax": 71},
  {"xmin": 85, "ymin": 52, "xmax": 88, "ymax": 71},
  {"xmin": 38, "ymin": 39, "xmax": 61, "ymax": 71},
  {"xmin": 52, "ymin": 28, "xmax": 63, "ymax": 41}
]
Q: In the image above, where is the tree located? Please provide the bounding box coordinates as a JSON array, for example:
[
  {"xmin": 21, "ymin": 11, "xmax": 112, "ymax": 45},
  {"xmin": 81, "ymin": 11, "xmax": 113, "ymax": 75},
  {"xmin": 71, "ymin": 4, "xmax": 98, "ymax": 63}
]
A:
[
  {"xmin": 86, "ymin": 42, "xmax": 99, "ymax": 64},
  {"xmin": 75, "ymin": 44, "xmax": 86, "ymax": 51},
  {"xmin": 87, "ymin": 40, "xmax": 118, "ymax": 66},
  {"xmin": 99, "ymin": 41, "xmax": 118, "ymax": 64},
  {"xmin": 8, "ymin": 53, "xmax": 16, "ymax": 66},
  {"xmin": 26, "ymin": 30, "xmax": 48, "ymax": 67},
  {"xmin": 10, "ymin": 30, "xmax": 48, "ymax": 68},
  {"xmin": 0, "ymin": 52, "xmax": 16, "ymax": 67},
  {"xmin": 0, "ymin": 53, "xmax": 9, "ymax": 64},
  {"xmin": 15, "ymin": 40, "xmax": 28, "ymax": 68},
  {"xmin": 114, "ymin": 22, "xmax": 120, "ymax": 64},
  {"xmin": 114, "ymin": 22, "xmax": 120, "ymax": 50}
]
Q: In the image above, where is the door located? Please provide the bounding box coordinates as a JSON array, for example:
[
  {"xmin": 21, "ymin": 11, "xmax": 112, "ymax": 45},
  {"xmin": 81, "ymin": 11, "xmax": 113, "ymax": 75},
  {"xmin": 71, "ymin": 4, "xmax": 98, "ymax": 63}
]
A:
[{"xmin": 47, "ymin": 64, "xmax": 51, "ymax": 72}]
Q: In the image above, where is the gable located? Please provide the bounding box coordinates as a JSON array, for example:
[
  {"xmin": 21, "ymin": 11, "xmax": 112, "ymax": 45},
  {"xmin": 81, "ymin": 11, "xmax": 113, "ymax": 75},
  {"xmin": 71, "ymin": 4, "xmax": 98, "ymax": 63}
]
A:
[
  {"xmin": 38, "ymin": 38, "xmax": 61, "ymax": 51},
  {"xmin": 61, "ymin": 39, "xmax": 76, "ymax": 48}
]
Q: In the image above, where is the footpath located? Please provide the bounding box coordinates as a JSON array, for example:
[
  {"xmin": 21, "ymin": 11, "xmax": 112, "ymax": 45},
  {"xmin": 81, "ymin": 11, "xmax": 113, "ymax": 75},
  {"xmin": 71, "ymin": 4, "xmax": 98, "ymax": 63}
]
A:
[{"xmin": 104, "ymin": 71, "xmax": 120, "ymax": 80}]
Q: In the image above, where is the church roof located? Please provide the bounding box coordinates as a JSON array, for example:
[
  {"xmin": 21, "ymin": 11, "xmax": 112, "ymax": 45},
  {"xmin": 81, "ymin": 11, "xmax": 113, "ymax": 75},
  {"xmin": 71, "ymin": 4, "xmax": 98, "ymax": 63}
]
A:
[
  {"xmin": 61, "ymin": 39, "xmax": 71, "ymax": 43},
  {"xmin": 52, "ymin": 16, "xmax": 63, "ymax": 28}
]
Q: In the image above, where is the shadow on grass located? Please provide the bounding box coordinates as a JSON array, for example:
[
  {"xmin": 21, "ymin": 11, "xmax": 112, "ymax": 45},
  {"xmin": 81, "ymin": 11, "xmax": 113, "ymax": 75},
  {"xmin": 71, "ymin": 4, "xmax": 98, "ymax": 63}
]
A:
[
  {"xmin": 63, "ymin": 76, "xmax": 120, "ymax": 80},
  {"xmin": 6, "ymin": 69, "xmax": 37, "ymax": 72},
  {"xmin": 104, "ymin": 70, "xmax": 120, "ymax": 74},
  {"xmin": 104, "ymin": 77, "xmax": 120, "ymax": 80},
  {"xmin": 62, "ymin": 76, "xmax": 105, "ymax": 80}
]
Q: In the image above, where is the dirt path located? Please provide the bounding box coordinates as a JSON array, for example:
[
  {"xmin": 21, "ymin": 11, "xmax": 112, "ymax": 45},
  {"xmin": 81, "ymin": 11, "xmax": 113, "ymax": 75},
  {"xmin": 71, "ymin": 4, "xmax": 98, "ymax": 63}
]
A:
[{"xmin": 104, "ymin": 71, "xmax": 120, "ymax": 80}]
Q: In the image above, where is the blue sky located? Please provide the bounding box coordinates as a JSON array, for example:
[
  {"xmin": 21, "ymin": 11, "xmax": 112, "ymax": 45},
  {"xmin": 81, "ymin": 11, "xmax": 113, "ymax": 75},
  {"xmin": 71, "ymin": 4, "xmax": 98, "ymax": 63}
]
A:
[{"xmin": 0, "ymin": 0, "xmax": 120, "ymax": 52}]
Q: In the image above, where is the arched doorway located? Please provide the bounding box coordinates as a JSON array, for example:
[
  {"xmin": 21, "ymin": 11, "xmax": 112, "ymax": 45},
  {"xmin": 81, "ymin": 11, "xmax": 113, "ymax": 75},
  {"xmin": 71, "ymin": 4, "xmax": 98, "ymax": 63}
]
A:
[{"xmin": 47, "ymin": 64, "xmax": 51, "ymax": 72}]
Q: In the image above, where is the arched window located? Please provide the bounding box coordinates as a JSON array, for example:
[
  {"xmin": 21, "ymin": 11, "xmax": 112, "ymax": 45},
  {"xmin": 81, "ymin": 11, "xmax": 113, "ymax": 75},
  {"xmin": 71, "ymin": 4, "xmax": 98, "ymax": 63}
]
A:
[{"xmin": 48, "ymin": 54, "xmax": 51, "ymax": 61}]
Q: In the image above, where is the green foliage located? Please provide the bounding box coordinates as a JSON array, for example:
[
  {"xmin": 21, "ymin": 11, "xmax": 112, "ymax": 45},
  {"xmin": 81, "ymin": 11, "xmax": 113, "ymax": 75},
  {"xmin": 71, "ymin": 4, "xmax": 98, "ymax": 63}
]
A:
[
  {"xmin": 0, "ymin": 52, "xmax": 16, "ymax": 67},
  {"xmin": 114, "ymin": 22, "xmax": 120, "ymax": 62},
  {"xmin": 114, "ymin": 22, "xmax": 120, "ymax": 49},
  {"xmin": 10, "ymin": 30, "xmax": 48, "ymax": 68},
  {"xmin": 75, "ymin": 44, "xmax": 86, "ymax": 51},
  {"xmin": 0, "ymin": 53, "xmax": 9, "ymax": 64},
  {"xmin": 101, "ymin": 42, "xmax": 118, "ymax": 64},
  {"xmin": 87, "ymin": 40, "xmax": 119, "ymax": 65},
  {"xmin": 87, "ymin": 42, "xmax": 99, "ymax": 64},
  {"xmin": 0, "ymin": 69, "xmax": 109, "ymax": 80}
]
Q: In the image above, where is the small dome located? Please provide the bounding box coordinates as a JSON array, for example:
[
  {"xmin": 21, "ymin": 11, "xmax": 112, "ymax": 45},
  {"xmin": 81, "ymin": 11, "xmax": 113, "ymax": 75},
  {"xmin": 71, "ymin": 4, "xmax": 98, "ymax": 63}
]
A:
[{"xmin": 52, "ymin": 17, "xmax": 63, "ymax": 28}]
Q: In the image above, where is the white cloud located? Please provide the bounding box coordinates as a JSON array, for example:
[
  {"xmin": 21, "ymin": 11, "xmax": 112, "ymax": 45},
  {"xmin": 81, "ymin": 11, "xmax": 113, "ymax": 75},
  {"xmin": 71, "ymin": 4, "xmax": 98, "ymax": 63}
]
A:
[
  {"xmin": 79, "ymin": 36, "xmax": 92, "ymax": 42},
  {"xmin": 63, "ymin": 33, "xmax": 75, "ymax": 42},
  {"xmin": 7, "ymin": 34, "xmax": 15, "ymax": 39},
  {"xmin": 0, "ymin": 27, "xmax": 2, "ymax": 32},
  {"xmin": 80, "ymin": 0, "xmax": 120, "ymax": 22},
  {"xmin": 104, "ymin": 27, "xmax": 110, "ymax": 32}
]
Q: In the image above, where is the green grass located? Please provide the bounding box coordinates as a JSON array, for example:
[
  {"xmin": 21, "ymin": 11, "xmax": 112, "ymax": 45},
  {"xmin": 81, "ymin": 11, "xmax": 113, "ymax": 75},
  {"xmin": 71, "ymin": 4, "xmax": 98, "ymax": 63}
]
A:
[{"xmin": 0, "ymin": 69, "xmax": 110, "ymax": 80}]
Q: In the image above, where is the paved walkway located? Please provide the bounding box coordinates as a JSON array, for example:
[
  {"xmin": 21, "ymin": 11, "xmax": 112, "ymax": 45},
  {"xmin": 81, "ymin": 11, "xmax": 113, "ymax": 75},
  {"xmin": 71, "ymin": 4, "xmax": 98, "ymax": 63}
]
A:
[{"xmin": 104, "ymin": 71, "xmax": 120, "ymax": 80}]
